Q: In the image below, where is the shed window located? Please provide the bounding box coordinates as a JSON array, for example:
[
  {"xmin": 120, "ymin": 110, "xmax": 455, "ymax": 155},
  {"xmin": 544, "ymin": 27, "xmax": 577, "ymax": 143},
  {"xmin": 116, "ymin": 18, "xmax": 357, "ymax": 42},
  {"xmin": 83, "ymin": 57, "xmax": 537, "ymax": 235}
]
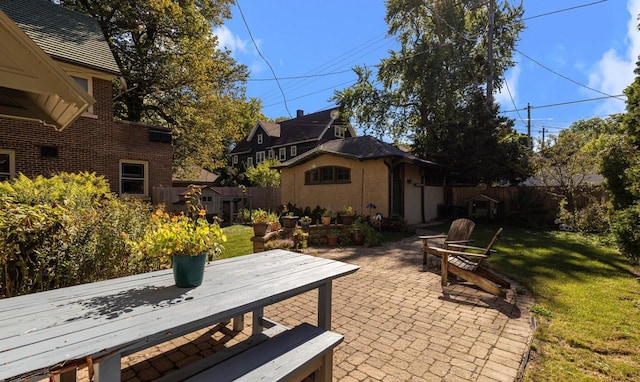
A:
[{"xmin": 305, "ymin": 166, "xmax": 351, "ymax": 185}]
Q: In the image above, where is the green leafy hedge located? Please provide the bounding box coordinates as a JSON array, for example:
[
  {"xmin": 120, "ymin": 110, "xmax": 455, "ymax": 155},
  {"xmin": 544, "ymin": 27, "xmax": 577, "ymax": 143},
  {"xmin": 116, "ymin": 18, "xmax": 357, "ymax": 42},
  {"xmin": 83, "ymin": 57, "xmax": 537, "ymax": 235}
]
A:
[{"xmin": 0, "ymin": 172, "xmax": 155, "ymax": 297}]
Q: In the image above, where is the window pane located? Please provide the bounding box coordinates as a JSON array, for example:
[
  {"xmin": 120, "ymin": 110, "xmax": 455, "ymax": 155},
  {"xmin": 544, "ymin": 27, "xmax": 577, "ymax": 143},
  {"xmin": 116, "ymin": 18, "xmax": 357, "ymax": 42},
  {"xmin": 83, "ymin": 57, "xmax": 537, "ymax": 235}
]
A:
[
  {"xmin": 336, "ymin": 167, "xmax": 350, "ymax": 181},
  {"xmin": 0, "ymin": 153, "xmax": 9, "ymax": 174},
  {"xmin": 321, "ymin": 167, "xmax": 334, "ymax": 182},
  {"xmin": 72, "ymin": 76, "xmax": 89, "ymax": 92},
  {"xmin": 122, "ymin": 163, "xmax": 144, "ymax": 178},
  {"xmin": 122, "ymin": 179, "xmax": 144, "ymax": 194}
]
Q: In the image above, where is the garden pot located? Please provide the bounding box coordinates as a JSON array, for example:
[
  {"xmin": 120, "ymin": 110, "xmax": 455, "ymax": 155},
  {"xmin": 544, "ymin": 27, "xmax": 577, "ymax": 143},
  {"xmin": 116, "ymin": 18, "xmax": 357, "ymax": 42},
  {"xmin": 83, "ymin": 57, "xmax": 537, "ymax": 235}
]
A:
[
  {"xmin": 282, "ymin": 216, "xmax": 299, "ymax": 229},
  {"xmin": 300, "ymin": 221, "xmax": 311, "ymax": 228},
  {"xmin": 327, "ymin": 236, "xmax": 338, "ymax": 246},
  {"xmin": 252, "ymin": 222, "xmax": 269, "ymax": 236},
  {"xmin": 339, "ymin": 215, "xmax": 355, "ymax": 225},
  {"xmin": 270, "ymin": 221, "xmax": 281, "ymax": 231},
  {"xmin": 321, "ymin": 216, "xmax": 331, "ymax": 226},
  {"xmin": 351, "ymin": 232, "xmax": 364, "ymax": 245},
  {"xmin": 172, "ymin": 253, "xmax": 207, "ymax": 288}
]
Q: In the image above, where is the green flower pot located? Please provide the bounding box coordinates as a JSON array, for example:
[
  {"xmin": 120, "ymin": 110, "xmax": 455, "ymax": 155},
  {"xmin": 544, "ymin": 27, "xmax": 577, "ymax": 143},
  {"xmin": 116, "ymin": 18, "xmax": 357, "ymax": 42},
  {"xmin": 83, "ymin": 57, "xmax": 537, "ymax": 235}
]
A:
[{"xmin": 172, "ymin": 253, "xmax": 207, "ymax": 288}]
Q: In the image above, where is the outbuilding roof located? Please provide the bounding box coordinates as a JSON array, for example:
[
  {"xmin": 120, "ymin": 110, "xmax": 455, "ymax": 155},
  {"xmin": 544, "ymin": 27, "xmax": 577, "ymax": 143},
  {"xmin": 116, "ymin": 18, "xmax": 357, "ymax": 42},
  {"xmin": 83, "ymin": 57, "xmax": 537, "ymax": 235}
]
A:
[{"xmin": 274, "ymin": 135, "xmax": 439, "ymax": 168}]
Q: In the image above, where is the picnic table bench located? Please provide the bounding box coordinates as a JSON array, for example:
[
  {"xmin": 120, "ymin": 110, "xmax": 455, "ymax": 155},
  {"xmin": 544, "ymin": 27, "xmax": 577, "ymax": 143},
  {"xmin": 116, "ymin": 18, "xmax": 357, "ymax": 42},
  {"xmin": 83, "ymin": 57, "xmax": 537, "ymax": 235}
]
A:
[{"xmin": 0, "ymin": 250, "xmax": 359, "ymax": 382}]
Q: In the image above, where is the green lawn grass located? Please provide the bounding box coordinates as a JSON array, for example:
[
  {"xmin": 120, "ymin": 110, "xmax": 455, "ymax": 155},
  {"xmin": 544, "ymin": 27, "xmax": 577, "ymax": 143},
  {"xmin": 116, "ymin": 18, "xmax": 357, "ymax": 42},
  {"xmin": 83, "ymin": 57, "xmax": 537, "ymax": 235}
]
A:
[
  {"xmin": 471, "ymin": 224, "xmax": 640, "ymax": 382},
  {"xmin": 219, "ymin": 225, "xmax": 254, "ymax": 259}
]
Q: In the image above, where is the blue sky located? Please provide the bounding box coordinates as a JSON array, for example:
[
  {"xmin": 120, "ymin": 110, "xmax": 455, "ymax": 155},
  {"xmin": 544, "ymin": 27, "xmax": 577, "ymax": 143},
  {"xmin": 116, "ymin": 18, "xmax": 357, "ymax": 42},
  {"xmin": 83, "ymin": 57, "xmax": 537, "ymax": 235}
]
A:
[{"xmin": 216, "ymin": 0, "xmax": 639, "ymax": 142}]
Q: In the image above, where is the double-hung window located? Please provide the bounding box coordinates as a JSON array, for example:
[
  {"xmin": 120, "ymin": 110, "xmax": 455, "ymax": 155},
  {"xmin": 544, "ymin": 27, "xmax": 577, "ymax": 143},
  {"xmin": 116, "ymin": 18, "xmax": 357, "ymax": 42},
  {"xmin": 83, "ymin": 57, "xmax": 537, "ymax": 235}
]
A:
[
  {"xmin": 256, "ymin": 151, "xmax": 265, "ymax": 163},
  {"xmin": 120, "ymin": 160, "xmax": 148, "ymax": 197},
  {"xmin": 290, "ymin": 145, "xmax": 297, "ymax": 157},
  {"xmin": 279, "ymin": 147, "xmax": 286, "ymax": 161}
]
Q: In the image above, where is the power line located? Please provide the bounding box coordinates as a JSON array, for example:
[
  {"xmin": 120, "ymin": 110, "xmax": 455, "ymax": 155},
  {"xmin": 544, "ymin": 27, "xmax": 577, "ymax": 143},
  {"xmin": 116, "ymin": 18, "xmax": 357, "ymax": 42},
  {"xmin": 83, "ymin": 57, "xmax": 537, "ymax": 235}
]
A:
[
  {"xmin": 236, "ymin": 0, "xmax": 292, "ymax": 118},
  {"xmin": 503, "ymin": 78, "xmax": 526, "ymax": 125},
  {"xmin": 500, "ymin": 94, "xmax": 625, "ymax": 113},
  {"xmin": 515, "ymin": 49, "xmax": 625, "ymax": 101},
  {"xmin": 523, "ymin": 0, "xmax": 607, "ymax": 21},
  {"xmin": 248, "ymin": 69, "xmax": 354, "ymax": 82}
]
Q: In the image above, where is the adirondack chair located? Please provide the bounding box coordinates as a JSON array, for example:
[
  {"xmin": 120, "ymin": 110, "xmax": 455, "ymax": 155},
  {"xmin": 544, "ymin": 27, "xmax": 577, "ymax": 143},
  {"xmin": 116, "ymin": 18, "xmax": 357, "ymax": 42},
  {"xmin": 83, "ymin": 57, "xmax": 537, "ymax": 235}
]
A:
[
  {"xmin": 419, "ymin": 218, "xmax": 475, "ymax": 267},
  {"xmin": 425, "ymin": 228, "xmax": 510, "ymax": 298}
]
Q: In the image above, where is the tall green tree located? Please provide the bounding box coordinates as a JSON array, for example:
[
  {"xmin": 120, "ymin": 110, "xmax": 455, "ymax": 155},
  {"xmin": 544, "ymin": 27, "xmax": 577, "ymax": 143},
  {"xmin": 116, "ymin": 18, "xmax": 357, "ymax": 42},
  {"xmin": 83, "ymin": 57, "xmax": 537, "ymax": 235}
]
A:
[
  {"xmin": 600, "ymin": 20, "xmax": 640, "ymax": 261},
  {"xmin": 60, "ymin": 0, "xmax": 256, "ymax": 172},
  {"xmin": 334, "ymin": 0, "xmax": 528, "ymax": 184}
]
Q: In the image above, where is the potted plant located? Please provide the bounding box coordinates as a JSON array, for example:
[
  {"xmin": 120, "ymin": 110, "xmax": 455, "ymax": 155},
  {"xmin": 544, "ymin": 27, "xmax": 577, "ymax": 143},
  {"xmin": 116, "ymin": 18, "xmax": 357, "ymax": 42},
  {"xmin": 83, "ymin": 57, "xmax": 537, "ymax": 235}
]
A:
[
  {"xmin": 338, "ymin": 206, "xmax": 356, "ymax": 225},
  {"xmin": 268, "ymin": 211, "xmax": 281, "ymax": 231},
  {"xmin": 293, "ymin": 228, "xmax": 309, "ymax": 250},
  {"xmin": 326, "ymin": 228, "xmax": 339, "ymax": 246},
  {"xmin": 349, "ymin": 217, "xmax": 367, "ymax": 245},
  {"xmin": 299, "ymin": 215, "xmax": 312, "ymax": 228},
  {"xmin": 251, "ymin": 208, "xmax": 270, "ymax": 236},
  {"xmin": 281, "ymin": 211, "xmax": 299, "ymax": 229},
  {"xmin": 321, "ymin": 209, "xmax": 332, "ymax": 226},
  {"xmin": 127, "ymin": 206, "xmax": 226, "ymax": 288}
]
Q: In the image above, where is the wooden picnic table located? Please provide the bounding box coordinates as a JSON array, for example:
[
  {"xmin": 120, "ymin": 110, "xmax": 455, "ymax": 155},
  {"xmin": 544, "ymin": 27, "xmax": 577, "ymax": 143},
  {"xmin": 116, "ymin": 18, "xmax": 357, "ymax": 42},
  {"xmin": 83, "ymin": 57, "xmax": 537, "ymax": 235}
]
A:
[{"xmin": 0, "ymin": 250, "xmax": 359, "ymax": 381}]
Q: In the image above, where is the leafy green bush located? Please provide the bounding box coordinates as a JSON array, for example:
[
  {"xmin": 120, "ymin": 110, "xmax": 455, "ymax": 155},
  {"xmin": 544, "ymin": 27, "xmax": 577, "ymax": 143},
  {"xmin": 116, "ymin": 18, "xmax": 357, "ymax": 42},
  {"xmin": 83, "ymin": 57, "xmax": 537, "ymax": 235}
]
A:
[
  {"xmin": 0, "ymin": 172, "xmax": 154, "ymax": 297},
  {"xmin": 610, "ymin": 203, "xmax": 640, "ymax": 263},
  {"xmin": 558, "ymin": 199, "xmax": 610, "ymax": 233},
  {"xmin": 381, "ymin": 214, "xmax": 408, "ymax": 232}
]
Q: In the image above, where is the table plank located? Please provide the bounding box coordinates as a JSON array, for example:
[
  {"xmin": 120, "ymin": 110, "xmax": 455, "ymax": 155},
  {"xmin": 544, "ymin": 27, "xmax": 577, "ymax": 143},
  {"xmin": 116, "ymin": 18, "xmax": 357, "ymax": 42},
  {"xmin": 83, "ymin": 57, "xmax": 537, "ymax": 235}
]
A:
[{"xmin": 0, "ymin": 250, "xmax": 359, "ymax": 381}]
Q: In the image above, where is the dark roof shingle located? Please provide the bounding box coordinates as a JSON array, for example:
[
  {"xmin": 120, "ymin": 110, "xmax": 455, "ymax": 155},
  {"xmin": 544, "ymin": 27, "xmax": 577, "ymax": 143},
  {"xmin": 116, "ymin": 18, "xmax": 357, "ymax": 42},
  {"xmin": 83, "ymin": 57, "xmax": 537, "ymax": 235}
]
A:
[
  {"xmin": 275, "ymin": 136, "xmax": 439, "ymax": 167},
  {"xmin": 0, "ymin": 0, "xmax": 120, "ymax": 74}
]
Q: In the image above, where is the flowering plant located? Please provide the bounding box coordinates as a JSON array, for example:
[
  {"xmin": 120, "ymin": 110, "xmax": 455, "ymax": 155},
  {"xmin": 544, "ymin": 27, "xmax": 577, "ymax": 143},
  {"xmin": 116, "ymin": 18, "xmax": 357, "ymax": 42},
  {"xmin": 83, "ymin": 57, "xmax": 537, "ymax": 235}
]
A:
[
  {"xmin": 125, "ymin": 187, "xmax": 225, "ymax": 268},
  {"xmin": 300, "ymin": 215, "xmax": 312, "ymax": 224},
  {"xmin": 339, "ymin": 206, "xmax": 356, "ymax": 216}
]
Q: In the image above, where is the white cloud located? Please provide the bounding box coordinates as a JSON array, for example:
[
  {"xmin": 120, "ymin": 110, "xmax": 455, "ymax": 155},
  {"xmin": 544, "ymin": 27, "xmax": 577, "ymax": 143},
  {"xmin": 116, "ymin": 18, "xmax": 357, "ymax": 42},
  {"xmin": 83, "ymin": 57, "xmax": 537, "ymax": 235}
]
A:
[
  {"xmin": 213, "ymin": 25, "xmax": 250, "ymax": 55},
  {"xmin": 588, "ymin": 0, "xmax": 640, "ymax": 116},
  {"xmin": 496, "ymin": 63, "xmax": 522, "ymax": 110}
]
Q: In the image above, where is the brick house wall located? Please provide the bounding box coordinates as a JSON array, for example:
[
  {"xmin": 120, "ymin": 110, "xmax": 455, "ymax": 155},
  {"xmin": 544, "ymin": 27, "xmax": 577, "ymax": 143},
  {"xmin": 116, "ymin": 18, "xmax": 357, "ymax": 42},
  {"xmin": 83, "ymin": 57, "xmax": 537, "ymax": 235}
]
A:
[{"xmin": 0, "ymin": 77, "xmax": 173, "ymax": 200}]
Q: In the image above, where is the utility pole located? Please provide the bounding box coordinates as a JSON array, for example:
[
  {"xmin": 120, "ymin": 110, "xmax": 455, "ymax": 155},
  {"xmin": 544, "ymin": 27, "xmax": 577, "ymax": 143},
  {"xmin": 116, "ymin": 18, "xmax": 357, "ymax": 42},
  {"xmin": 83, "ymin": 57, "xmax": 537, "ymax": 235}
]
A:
[
  {"xmin": 541, "ymin": 127, "xmax": 546, "ymax": 150},
  {"xmin": 527, "ymin": 103, "xmax": 532, "ymax": 150},
  {"xmin": 487, "ymin": 0, "xmax": 495, "ymax": 106}
]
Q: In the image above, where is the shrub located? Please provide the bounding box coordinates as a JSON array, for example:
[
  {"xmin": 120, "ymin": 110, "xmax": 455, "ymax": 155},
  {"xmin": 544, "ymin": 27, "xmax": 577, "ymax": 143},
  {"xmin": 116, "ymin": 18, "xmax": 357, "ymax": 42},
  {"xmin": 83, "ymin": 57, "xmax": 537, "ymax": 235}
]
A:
[
  {"xmin": 0, "ymin": 173, "xmax": 154, "ymax": 297},
  {"xmin": 381, "ymin": 214, "xmax": 407, "ymax": 232},
  {"xmin": 611, "ymin": 203, "xmax": 640, "ymax": 263},
  {"xmin": 558, "ymin": 199, "xmax": 610, "ymax": 233}
]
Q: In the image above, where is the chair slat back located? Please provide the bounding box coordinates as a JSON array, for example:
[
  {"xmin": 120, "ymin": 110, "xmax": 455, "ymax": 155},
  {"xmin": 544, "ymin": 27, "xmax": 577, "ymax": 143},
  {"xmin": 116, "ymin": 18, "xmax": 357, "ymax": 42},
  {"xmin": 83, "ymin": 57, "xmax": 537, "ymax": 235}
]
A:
[{"xmin": 446, "ymin": 218, "xmax": 475, "ymax": 242}]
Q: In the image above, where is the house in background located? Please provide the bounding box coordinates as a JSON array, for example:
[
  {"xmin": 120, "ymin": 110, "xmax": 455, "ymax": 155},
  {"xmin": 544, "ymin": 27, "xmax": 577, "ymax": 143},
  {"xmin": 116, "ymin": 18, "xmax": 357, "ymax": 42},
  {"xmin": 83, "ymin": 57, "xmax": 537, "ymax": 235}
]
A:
[
  {"xmin": 274, "ymin": 136, "xmax": 445, "ymax": 225},
  {"xmin": 0, "ymin": 0, "xmax": 172, "ymax": 201},
  {"xmin": 231, "ymin": 109, "xmax": 356, "ymax": 167}
]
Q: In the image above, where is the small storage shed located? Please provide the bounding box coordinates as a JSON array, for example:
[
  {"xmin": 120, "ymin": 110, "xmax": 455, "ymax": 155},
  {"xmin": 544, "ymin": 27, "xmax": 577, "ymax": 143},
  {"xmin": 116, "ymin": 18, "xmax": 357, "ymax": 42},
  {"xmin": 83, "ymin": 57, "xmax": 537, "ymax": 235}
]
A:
[{"xmin": 466, "ymin": 194, "xmax": 500, "ymax": 221}]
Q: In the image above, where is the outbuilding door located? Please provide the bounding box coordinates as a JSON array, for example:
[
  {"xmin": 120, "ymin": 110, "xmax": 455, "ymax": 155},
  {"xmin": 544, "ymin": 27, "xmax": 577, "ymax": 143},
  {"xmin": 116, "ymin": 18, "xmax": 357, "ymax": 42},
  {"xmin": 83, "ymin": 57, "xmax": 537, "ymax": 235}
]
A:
[{"xmin": 391, "ymin": 165, "xmax": 404, "ymax": 216}]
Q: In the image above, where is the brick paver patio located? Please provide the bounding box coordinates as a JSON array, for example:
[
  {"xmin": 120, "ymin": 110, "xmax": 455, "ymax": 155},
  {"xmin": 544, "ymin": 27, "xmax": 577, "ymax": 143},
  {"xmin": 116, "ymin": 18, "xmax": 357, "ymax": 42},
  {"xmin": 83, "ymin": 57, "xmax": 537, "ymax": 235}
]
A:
[{"xmin": 78, "ymin": 228, "xmax": 534, "ymax": 381}]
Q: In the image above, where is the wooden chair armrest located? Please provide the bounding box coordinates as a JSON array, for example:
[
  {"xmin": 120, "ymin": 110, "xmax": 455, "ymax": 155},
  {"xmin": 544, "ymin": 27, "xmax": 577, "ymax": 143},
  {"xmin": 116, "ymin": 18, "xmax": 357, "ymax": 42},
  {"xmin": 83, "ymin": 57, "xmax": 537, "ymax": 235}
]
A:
[
  {"xmin": 446, "ymin": 243, "xmax": 496, "ymax": 253},
  {"xmin": 443, "ymin": 239, "xmax": 473, "ymax": 245},
  {"xmin": 419, "ymin": 234, "xmax": 446, "ymax": 240},
  {"xmin": 430, "ymin": 247, "xmax": 490, "ymax": 258}
]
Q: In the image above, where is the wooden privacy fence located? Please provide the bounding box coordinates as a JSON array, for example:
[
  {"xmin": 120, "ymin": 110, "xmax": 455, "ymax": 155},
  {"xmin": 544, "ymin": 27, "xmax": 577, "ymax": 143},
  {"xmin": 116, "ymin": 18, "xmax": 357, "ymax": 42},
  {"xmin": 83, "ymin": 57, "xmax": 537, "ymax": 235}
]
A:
[
  {"xmin": 446, "ymin": 185, "xmax": 605, "ymax": 220},
  {"xmin": 153, "ymin": 186, "xmax": 281, "ymax": 216}
]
